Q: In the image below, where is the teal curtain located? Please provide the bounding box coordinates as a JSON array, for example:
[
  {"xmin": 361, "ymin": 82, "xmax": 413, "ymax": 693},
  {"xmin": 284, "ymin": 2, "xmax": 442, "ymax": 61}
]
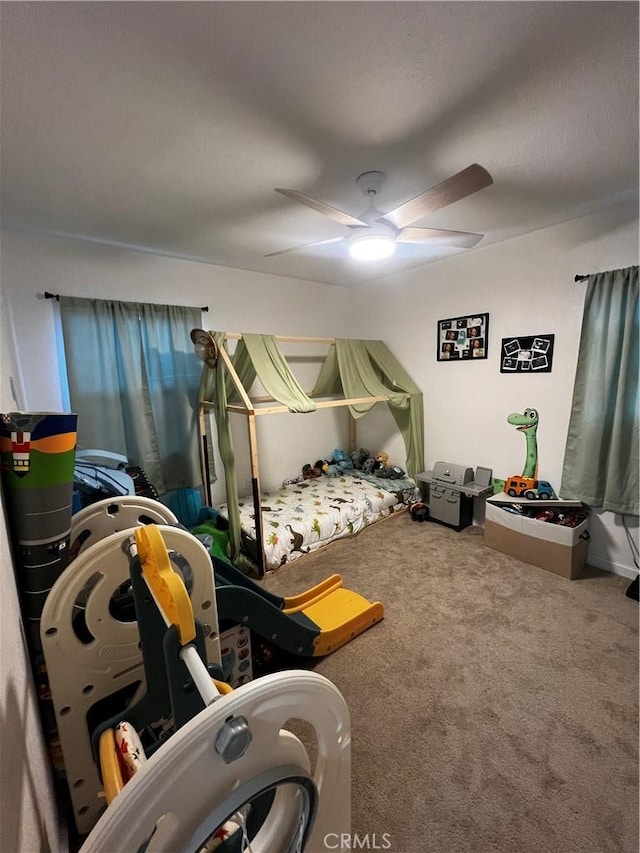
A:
[
  {"xmin": 560, "ymin": 266, "xmax": 639, "ymax": 515},
  {"xmin": 60, "ymin": 297, "xmax": 202, "ymax": 494}
]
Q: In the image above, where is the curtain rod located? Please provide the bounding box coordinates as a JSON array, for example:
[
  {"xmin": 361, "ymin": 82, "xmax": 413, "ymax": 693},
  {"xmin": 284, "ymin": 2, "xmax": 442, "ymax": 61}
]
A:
[
  {"xmin": 42, "ymin": 291, "xmax": 208, "ymax": 311},
  {"xmin": 574, "ymin": 275, "xmax": 589, "ymax": 282}
]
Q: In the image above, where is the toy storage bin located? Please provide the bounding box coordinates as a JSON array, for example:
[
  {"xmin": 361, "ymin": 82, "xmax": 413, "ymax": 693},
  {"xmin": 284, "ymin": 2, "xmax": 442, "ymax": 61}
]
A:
[{"xmin": 484, "ymin": 498, "xmax": 589, "ymax": 579}]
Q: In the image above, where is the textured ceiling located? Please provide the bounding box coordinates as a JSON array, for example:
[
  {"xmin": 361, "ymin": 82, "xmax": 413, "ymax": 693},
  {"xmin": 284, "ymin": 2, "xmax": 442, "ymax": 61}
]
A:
[{"xmin": 1, "ymin": 2, "xmax": 638, "ymax": 287}]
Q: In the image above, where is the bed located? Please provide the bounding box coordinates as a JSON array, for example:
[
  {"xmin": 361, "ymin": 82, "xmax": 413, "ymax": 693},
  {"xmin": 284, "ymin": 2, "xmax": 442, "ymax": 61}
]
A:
[
  {"xmin": 219, "ymin": 470, "xmax": 419, "ymax": 570},
  {"xmin": 195, "ymin": 331, "xmax": 425, "ymax": 576}
]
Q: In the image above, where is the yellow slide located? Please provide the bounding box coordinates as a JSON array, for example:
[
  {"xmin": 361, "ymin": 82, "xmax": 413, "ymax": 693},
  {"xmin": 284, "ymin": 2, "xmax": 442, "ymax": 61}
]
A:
[
  {"xmin": 291, "ymin": 581, "xmax": 384, "ymax": 657},
  {"xmin": 282, "ymin": 574, "xmax": 344, "ymax": 614},
  {"xmin": 215, "ymin": 556, "xmax": 384, "ymax": 658}
]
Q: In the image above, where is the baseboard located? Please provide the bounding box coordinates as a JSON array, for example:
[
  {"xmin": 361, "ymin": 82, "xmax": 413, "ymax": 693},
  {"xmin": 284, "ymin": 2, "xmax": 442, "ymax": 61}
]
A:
[{"xmin": 587, "ymin": 553, "xmax": 639, "ymax": 579}]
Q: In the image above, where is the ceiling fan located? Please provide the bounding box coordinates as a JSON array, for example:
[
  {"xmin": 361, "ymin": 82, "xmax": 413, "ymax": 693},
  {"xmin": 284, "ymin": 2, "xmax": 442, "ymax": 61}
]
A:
[{"xmin": 266, "ymin": 163, "xmax": 493, "ymax": 261}]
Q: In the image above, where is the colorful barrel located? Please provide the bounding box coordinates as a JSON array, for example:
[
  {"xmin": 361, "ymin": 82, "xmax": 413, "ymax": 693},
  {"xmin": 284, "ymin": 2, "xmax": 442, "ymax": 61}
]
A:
[
  {"xmin": 0, "ymin": 411, "xmax": 77, "ymax": 651},
  {"xmin": 1, "ymin": 411, "xmax": 77, "ymax": 778}
]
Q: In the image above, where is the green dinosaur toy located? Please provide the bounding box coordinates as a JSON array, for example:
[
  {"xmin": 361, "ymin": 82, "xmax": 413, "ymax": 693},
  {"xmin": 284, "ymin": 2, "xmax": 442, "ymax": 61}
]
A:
[{"xmin": 507, "ymin": 407, "xmax": 539, "ymax": 478}]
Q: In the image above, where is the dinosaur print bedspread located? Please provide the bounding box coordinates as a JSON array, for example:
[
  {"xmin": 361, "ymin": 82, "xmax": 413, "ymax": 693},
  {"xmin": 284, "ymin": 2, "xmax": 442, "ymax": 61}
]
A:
[{"xmin": 219, "ymin": 471, "xmax": 419, "ymax": 570}]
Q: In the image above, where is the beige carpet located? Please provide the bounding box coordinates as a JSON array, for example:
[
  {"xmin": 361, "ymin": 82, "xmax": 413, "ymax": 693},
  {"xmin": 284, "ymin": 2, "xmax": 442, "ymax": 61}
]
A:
[{"xmin": 263, "ymin": 513, "xmax": 639, "ymax": 853}]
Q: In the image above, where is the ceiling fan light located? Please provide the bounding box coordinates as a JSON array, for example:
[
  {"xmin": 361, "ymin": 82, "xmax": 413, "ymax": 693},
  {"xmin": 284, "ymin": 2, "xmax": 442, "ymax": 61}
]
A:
[{"xmin": 348, "ymin": 233, "xmax": 396, "ymax": 261}]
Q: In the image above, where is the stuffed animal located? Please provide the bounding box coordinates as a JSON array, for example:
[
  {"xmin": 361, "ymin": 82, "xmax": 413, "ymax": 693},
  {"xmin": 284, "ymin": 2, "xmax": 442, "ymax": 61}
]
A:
[
  {"xmin": 350, "ymin": 447, "xmax": 370, "ymax": 470},
  {"xmin": 282, "ymin": 475, "xmax": 304, "ymax": 487},
  {"xmin": 375, "ymin": 451, "xmax": 390, "ymax": 470},
  {"xmin": 332, "ymin": 448, "xmax": 352, "ymax": 470},
  {"xmin": 378, "ymin": 465, "xmax": 406, "ymax": 479},
  {"xmin": 302, "ymin": 463, "xmax": 322, "ymax": 479},
  {"xmin": 362, "ymin": 457, "xmax": 376, "ymax": 474},
  {"xmin": 322, "ymin": 461, "xmax": 341, "ymax": 477}
]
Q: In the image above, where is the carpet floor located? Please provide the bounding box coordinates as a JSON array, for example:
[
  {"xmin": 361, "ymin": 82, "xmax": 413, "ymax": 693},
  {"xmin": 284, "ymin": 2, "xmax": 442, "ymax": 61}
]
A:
[{"xmin": 262, "ymin": 513, "xmax": 639, "ymax": 853}]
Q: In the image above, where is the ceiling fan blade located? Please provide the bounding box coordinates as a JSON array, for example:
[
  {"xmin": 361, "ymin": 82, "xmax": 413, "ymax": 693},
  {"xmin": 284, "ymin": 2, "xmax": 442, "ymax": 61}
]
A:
[
  {"xmin": 264, "ymin": 237, "xmax": 345, "ymax": 258},
  {"xmin": 397, "ymin": 227, "xmax": 484, "ymax": 249},
  {"xmin": 384, "ymin": 164, "xmax": 493, "ymax": 229},
  {"xmin": 275, "ymin": 188, "xmax": 367, "ymax": 228}
]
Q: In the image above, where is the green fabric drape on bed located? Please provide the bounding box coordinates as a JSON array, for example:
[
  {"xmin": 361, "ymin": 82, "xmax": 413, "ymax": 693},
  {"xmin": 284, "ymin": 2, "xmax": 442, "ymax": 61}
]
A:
[
  {"xmin": 198, "ymin": 332, "xmax": 425, "ymax": 571},
  {"xmin": 199, "ymin": 332, "xmax": 318, "ymax": 569},
  {"xmin": 365, "ymin": 340, "xmax": 425, "ymax": 478},
  {"xmin": 311, "ymin": 339, "xmax": 425, "ymax": 477},
  {"xmin": 198, "ymin": 333, "xmax": 253, "ymax": 571},
  {"xmin": 232, "ymin": 335, "xmax": 316, "ymax": 412}
]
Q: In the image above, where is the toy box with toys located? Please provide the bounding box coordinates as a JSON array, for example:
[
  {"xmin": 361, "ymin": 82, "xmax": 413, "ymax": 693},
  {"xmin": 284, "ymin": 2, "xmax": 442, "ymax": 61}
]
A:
[{"xmin": 484, "ymin": 495, "xmax": 590, "ymax": 579}]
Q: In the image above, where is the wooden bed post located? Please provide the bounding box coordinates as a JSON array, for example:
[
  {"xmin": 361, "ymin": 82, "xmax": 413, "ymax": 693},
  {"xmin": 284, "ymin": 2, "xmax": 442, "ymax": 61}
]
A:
[
  {"xmin": 198, "ymin": 405, "xmax": 213, "ymax": 508},
  {"xmin": 247, "ymin": 412, "xmax": 266, "ymax": 578},
  {"xmin": 348, "ymin": 410, "xmax": 356, "ymax": 453}
]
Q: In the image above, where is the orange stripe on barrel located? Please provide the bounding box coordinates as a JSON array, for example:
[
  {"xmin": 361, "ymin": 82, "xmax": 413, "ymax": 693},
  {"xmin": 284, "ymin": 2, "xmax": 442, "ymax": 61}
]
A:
[{"xmin": 31, "ymin": 433, "xmax": 77, "ymax": 453}]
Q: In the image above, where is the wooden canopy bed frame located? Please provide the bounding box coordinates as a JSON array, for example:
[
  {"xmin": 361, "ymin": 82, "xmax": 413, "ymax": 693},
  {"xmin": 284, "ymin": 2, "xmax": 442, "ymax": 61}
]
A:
[{"xmin": 195, "ymin": 332, "xmax": 424, "ymax": 578}]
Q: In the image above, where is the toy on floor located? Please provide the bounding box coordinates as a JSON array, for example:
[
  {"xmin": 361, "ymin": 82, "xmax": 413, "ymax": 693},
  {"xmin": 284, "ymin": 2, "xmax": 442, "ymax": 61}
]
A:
[
  {"xmin": 42, "ymin": 495, "xmax": 379, "ymax": 837},
  {"xmin": 68, "ymin": 496, "xmax": 384, "ymax": 659},
  {"xmin": 504, "ymin": 407, "xmax": 557, "ymax": 499},
  {"xmin": 42, "ymin": 520, "xmax": 221, "ymax": 835},
  {"xmin": 79, "ymin": 525, "xmax": 351, "ymax": 853},
  {"xmin": 409, "ymin": 501, "xmax": 430, "ymax": 522}
]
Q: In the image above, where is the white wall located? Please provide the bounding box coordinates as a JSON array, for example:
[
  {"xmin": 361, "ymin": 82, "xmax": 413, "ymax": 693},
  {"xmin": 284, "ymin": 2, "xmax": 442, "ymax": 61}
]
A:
[
  {"xmin": 355, "ymin": 198, "xmax": 639, "ymax": 577},
  {"xmin": 0, "ymin": 286, "xmax": 67, "ymax": 853},
  {"xmin": 0, "ymin": 499, "xmax": 68, "ymax": 853}
]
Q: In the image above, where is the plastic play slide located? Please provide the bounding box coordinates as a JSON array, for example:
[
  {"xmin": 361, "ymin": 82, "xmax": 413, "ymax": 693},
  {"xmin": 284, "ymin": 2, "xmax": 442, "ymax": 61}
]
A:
[
  {"xmin": 212, "ymin": 554, "xmax": 383, "ymax": 657},
  {"xmin": 69, "ymin": 496, "xmax": 383, "ymax": 662}
]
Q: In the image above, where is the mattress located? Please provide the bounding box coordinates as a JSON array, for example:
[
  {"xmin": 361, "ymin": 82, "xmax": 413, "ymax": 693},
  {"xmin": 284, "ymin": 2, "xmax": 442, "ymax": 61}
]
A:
[{"xmin": 219, "ymin": 470, "xmax": 419, "ymax": 570}]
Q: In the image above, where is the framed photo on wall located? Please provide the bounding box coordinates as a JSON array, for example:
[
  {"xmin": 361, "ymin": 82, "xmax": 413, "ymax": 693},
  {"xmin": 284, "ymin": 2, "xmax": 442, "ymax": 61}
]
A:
[
  {"xmin": 437, "ymin": 312, "xmax": 489, "ymax": 361},
  {"xmin": 500, "ymin": 334, "xmax": 555, "ymax": 373}
]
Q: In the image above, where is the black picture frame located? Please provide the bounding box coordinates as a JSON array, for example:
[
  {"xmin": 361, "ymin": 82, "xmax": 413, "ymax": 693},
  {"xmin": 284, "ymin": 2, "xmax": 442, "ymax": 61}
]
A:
[
  {"xmin": 500, "ymin": 334, "xmax": 555, "ymax": 373},
  {"xmin": 437, "ymin": 312, "xmax": 489, "ymax": 361}
]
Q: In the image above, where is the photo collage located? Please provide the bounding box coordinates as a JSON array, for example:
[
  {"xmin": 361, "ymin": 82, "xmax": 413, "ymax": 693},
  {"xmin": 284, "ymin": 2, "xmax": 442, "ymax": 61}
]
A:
[
  {"xmin": 438, "ymin": 312, "xmax": 489, "ymax": 361},
  {"xmin": 500, "ymin": 334, "xmax": 555, "ymax": 373}
]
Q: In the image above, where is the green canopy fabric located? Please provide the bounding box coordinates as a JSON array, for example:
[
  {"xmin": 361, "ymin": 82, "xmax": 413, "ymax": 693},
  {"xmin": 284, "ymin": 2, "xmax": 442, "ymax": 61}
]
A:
[
  {"xmin": 236, "ymin": 334, "xmax": 316, "ymax": 412},
  {"xmin": 198, "ymin": 332, "xmax": 425, "ymax": 572},
  {"xmin": 365, "ymin": 340, "xmax": 425, "ymax": 478},
  {"xmin": 199, "ymin": 332, "xmax": 254, "ymax": 572},
  {"xmin": 312, "ymin": 339, "xmax": 424, "ymax": 476}
]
